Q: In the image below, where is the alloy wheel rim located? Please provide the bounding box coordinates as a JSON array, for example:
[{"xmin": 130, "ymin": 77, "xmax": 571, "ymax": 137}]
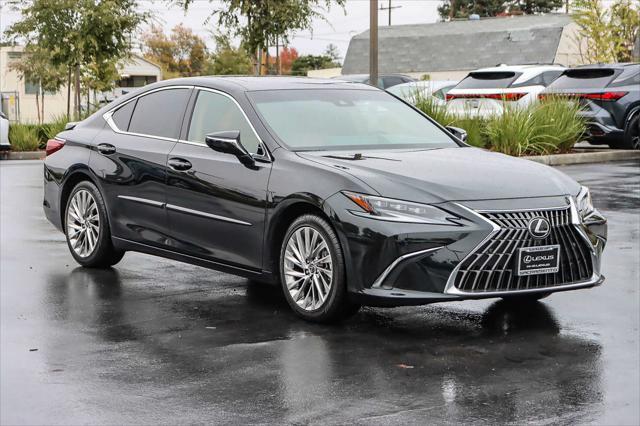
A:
[
  {"xmin": 283, "ymin": 226, "xmax": 333, "ymax": 311},
  {"xmin": 66, "ymin": 189, "xmax": 100, "ymax": 258}
]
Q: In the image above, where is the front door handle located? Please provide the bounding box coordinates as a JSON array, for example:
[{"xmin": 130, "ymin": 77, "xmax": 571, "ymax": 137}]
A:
[
  {"xmin": 168, "ymin": 157, "xmax": 192, "ymax": 171},
  {"xmin": 97, "ymin": 143, "xmax": 116, "ymax": 155}
]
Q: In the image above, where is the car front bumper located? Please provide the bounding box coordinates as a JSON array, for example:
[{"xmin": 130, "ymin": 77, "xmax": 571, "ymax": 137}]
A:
[{"xmin": 325, "ymin": 193, "xmax": 607, "ymax": 307}]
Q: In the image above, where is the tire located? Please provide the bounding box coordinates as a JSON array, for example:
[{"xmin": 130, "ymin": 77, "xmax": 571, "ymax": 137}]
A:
[
  {"xmin": 501, "ymin": 292, "xmax": 550, "ymax": 303},
  {"xmin": 279, "ymin": 214, "xmax": 360, "ymax": 323},
  {"xmin": 64, "ymin": 181, "xmax": 124, "ymax": 268},
  {"xmin": 620, "ymin": 114, "xmax": 640, "ymax": 150}
]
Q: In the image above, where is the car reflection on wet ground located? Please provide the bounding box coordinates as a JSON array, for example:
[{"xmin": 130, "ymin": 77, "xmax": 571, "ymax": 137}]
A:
[{"xmin": 1, "ymin": 160, "xmax": 638, "ymax": 425}]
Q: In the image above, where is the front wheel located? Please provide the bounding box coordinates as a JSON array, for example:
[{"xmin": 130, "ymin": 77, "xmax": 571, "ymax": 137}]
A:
[
  {"xmin": 279, "ymin": 214, "xmax": 360, "ymax": 323},
  {"xmin": 65, "ymin": 181, "xmax": 124, "ymax": 268}
]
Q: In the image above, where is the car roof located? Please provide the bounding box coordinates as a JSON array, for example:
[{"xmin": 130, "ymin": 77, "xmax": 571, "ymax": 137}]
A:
[
  {"xmin": 473, "ymin": 64, "xmax": 566, "ymax": 73},
  {"xmin": 159, "ymin": 76, "xmax": 376, "ymax": 92},
  {"xmin": 574, "ymin": 62, "xmax": 639, "ymax": 70},
  {"xmin": 390, "ymin": 80, "xmax": 458, "ymax": 91}
]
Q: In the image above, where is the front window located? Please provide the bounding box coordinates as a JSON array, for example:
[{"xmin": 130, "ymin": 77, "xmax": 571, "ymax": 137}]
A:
[{"xmin": 249, "ymin": 89, "xmax": 457, "ymax": 151}]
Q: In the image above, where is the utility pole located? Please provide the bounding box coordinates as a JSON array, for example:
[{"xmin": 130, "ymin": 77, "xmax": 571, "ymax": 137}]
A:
[
  {"xmin": 379, "ymin": 0, "xmax": 402, "ymax": 26},
  {"xmin": 369, "ymin": 0, "xmax": 378, "ymax": 87}
]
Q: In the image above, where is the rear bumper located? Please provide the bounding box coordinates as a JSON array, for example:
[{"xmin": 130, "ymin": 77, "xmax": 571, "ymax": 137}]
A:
[
  {"xmin": 327, "ymin": 194, "xmax": 607, "ymax": 307},
  {"xmin": 585, "ymin": 122, "xmax": 623, "ymax": 144}
]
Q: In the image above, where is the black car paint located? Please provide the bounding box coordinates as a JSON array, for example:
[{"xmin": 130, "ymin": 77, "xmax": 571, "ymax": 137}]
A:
[{"xmin": 44, "ymin": 77, "xmax": 607, "ymax": 307}]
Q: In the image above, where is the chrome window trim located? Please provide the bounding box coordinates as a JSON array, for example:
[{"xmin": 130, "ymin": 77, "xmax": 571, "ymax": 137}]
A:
[
  {"xmin": 103, "ymin": 85, "xmax": 195, "ymax": 141},
  {"xmin": 371, "ymin": 246, "xmax": 445, "ymax": 289},
  {"xmin": 443, "ymin": 201, "xmax": 600, "ymax": 296},
  {"xmin": 103, "ymin": 84, "xmax": 273, "ymax": 161}
]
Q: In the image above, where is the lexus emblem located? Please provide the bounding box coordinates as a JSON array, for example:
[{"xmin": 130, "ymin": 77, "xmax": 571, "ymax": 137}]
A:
[{"xmin": 528, "ymin": 217, "xmax": 551, "ymax": 239}]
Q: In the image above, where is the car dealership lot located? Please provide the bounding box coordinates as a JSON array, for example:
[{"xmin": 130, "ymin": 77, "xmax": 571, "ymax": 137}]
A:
[{"xmin": 1, "ymin": 159, "xmax": 638, "ymax": 425}]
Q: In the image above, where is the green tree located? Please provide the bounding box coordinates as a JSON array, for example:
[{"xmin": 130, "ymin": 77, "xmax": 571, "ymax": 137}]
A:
[
  {"xmin": 324, "ymin": 43, "xmax": 341, "ymax": 63},
  {"xmin": 8, "ymin": 45, "xmax": 66, "ymax": 123},
  {"xmin": 6, "ymin": 0, "xmax": 149, "ymax": 119},
  {"xmin": 208, "ymin": 33, "xmax": 253, "ymax": 75},
  {"xmin": 438, "ymin": 0, "xmax": 563, "ymax": 20},
  {"xmin": 573, "ymin": 0, "xmax": 640, "ymax": 62},
  {"xmin": 142, "ymin": 24, "xmax": 209, "ymax": 78},
  {"xmin": 176, "ymin": 0, "xmax": 345, "ymax": 73},
  {"xmin": 291, "ymin": 54, "xmax": 338, "ymax": 76}
]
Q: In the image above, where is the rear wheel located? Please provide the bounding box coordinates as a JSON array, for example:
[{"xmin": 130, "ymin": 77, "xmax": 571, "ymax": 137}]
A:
[
  {"xmin": 622, "ymin": 114, "xmax": 640, "ymax": 150},
  {"xmin": 65, "ymin": 181, "xmax": 124, "ymax": 268},
  {"xmin": 279, "ymin": 214, "xmax": 360, "ymax": 323}
]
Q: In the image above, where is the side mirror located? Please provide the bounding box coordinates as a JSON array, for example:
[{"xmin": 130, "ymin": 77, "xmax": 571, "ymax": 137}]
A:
[
  {"xmin": 446, "ymin": 126, "xmax": 468, "ymax": 143},
  {"xmin": 205, "ymin": 130, "xmax": 255, "ymax": 168}
]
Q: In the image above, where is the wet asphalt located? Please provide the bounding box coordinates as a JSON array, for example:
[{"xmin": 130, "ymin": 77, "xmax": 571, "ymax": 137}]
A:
[{"xmin": 1, "ymin": 159, "xmax": 639, "ymax": 425}]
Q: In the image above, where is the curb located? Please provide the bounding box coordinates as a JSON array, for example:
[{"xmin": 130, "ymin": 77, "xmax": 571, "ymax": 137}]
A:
[
  {"xmin": 0, "ymin": 151, "xmax": 45, "ymax": 161},
  {"xmin": 524, "ymin": 150, "xmax": 640, "ymax": 166}
]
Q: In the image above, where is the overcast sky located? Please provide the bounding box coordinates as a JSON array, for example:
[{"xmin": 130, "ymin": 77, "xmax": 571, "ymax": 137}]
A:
[{"xmin": 0, "ymin": 0, "xmax": 443, "ymax": 60}]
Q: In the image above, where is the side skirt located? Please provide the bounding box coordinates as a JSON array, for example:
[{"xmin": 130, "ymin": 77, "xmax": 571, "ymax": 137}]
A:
[{"xmin": 112, "ymin": 236, "xmax": 275, "ymax": 282}]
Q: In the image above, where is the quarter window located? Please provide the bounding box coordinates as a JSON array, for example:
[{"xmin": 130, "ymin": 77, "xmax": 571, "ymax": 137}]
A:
[
  {"xmin": 187, "ymin": 90, "xmax": 261, "ymax": 153},
  {"xmin": 111, "ymin": 100, "xmax": 137, "ymax": 131},
  {"xmin": 128, "ymin": 88, "xmax": 190, "ymax": 139}
]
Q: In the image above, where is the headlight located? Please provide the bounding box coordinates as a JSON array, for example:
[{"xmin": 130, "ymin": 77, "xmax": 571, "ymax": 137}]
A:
[
  {"xmin": 576, "ymin": 186, "xmax": 594, "ymax": 220},
  {"xmin": 342, "ymin": 191, "xmax": 459, "ymax": 225}
]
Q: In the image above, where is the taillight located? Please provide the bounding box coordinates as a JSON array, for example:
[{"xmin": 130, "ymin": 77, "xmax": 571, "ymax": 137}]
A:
[
  {"xmin": 446, "ymin": 93, "xmax": 527, "ymax": 101},
  {"xmin": 45, "ymin": 139, "xmax": 65, "ymax": 156},
  {"xmin": 539, "ymin": 92, "xmax": 628, "ymax": 101}
]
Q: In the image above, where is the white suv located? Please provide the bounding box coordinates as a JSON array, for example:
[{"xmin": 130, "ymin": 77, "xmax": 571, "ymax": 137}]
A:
[{"xmin": 446, "ymin": 65, "xmax": 565, "ymax": 117}]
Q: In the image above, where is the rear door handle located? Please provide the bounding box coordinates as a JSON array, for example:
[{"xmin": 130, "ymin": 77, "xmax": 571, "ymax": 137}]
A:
[
  {"xmin": 97, "ymin": 143, "xmax": 116, "ymax": 155},
  {"xmin": 168, "ymin": 157, "xmax": 192, "ymax": 171}
]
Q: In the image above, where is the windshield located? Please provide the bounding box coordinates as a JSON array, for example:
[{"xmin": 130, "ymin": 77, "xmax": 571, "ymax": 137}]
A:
[{"xmin": 249, "ymin": 89, "xmax": 457, "ymax": 151}]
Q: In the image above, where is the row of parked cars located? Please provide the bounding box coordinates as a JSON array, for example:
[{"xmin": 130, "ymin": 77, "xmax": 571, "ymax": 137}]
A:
[{"xmin": 337, "ymin": 62, "xmax": 640, "ymax": 150}]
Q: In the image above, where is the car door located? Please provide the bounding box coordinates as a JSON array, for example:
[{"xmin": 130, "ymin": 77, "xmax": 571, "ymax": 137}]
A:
[
  {"xmin": 90, "ymin": 86, "xmax": 192, "ymax": 248},
  {"xmin": 165, "ymin": 88, "xmax": 271, "ymax": 270}
]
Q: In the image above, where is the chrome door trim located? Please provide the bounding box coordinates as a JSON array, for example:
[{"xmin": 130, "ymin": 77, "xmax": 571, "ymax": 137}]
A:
[
  {"xmin": 117, "ymin": 195, "xmax": 165, "ymax": 208},
  {"xmin": 165, "ymin": 204, "xmax": 252, "ymax": 226},
  {"xmin": 372, "ymin": 246, "xmax": 445, "ymax": 289}
]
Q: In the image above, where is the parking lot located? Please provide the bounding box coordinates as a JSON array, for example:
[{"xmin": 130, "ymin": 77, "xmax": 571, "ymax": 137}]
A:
[{"xmin": 1, "ymin": 159, "xmax": 638, "ymax": 425}]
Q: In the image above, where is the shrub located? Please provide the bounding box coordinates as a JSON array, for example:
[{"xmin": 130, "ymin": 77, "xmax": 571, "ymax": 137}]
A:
[
  {"xmin": 42, "ymin": 114, "xmax": 69, "ymax": 142},
  {"xmin": 532, "ymin": 97, "xmax": 586, "ymax": 153},
  {"xmin": 413, "ymin": 92, "xmax": 488, "ymax": 148},
  {"xmin": 413, "ymin": 93, "xmax": 585, "ymax": 156},
  {"xmin": 8, "ymin": 123, "xmax": 40, "ymax": 152}
]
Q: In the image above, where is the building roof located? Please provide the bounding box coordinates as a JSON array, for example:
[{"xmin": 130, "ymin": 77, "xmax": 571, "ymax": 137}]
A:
[{"xmin": 342, "ymin": 14, "xmax": 573, "ymax": 74}]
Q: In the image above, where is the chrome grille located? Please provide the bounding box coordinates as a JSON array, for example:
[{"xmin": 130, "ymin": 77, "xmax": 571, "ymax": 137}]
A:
[{"xmin": 453, "ymin": 207, "xmax": 593, "ymax": 292}]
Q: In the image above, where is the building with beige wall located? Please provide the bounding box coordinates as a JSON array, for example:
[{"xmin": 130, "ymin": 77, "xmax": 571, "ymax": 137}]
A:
[{"xmin": 0, "ymin": 46, "xmax": 162, "ymax": 123}]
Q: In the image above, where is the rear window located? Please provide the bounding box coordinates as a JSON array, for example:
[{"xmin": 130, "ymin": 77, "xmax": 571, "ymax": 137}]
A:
[
  {"xmin": 455, "ymin": 72, "xmax": 520, "ymax": 89},
  {"xmin": 548, "ymin": 68, "xmax": 617, "ymax": 89}
]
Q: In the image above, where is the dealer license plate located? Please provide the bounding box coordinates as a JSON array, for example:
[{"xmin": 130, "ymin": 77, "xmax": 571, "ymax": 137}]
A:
[{"xmin": 515, "ymin": 245, "xmax": 560, "ymax": 276}]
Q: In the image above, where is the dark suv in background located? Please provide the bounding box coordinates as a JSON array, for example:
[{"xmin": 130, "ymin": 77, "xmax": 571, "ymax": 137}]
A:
[{"xmin": 541, "ymin": 63, "xmax": 640, "ymax": 149}]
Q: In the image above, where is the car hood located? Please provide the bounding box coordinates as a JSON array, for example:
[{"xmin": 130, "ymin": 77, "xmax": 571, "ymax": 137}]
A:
[{"xmin": 298, "ymin": 147, "xmax": 580, "ymax": 204}]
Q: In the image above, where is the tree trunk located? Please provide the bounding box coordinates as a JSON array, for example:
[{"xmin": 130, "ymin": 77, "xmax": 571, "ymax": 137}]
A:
[
  {"xmin": 35, "ymin": 89, "xmax": 41, "ymax": 125},
  {"xmin": 74, "ymin": 64, "xmax": 81, "ymax": 120},
  {"xmin": 276, "ymin": 37, "xmax": 281, "ymax": 75},
  {"xmin": 66, "ymin": 67, "xmax": 72, "ymax": 119},
  {"xmin": 42, "ymin": 92, "xmax": 45, "ymax": 123}
]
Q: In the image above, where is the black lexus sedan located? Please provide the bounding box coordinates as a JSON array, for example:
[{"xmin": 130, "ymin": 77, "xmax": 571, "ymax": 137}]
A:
[{"xmin": 43, "ymin": 77, "xmax": 607, "ymax": 322}]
